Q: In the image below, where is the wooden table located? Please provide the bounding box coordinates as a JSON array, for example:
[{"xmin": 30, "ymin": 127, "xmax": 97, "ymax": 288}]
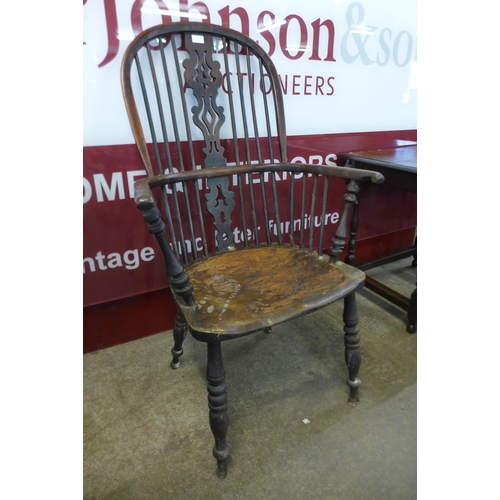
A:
[{"xmin": 339, "ymin": 146, "xmax": 417, "ymax": 333}]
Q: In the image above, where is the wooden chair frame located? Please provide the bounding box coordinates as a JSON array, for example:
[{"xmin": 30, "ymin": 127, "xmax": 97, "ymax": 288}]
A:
[{"xmin": 121, "ymin": 22, "xmax": 383, "ymax": 478}]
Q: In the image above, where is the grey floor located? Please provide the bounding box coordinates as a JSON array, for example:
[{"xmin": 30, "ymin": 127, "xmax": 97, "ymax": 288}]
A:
[{"xmin": 84, "ymin": 258, "xmax": 417, "ymax": 500}]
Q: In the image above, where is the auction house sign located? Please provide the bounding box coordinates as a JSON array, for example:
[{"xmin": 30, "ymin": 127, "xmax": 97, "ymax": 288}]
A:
[{"xmin": 83, "ymin": 0, "xmax": 417, "ymax": 306}]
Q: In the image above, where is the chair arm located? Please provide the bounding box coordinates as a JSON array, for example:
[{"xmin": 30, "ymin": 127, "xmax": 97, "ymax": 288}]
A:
[
  {"xmin": 134, "ymin": 178, "xmax": 155, "ymax": 211},
  {"xmin": 133, "ymin": 178, "xmax": 195, "ymax": 307},
  {"xmin": 139, "ymin": 162, "xmax": 384, "ymax": 188},
  {"xmin": 323, "ymin": 164, "xmax": 384, "ymax": 184}
]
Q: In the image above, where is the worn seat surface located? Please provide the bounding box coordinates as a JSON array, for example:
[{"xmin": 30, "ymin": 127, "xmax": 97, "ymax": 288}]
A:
[{"xmin": 177, "ymin": 245, "xmax": 365, "ymax": 337}]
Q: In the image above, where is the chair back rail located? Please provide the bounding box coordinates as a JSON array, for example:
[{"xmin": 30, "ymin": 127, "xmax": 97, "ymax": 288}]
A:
[{"xmin": 121, "ymin": 23, "xmax": 287, "ymax": 176}]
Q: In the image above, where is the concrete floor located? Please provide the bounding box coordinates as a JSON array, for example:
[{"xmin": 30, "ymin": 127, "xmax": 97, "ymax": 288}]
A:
[{"xmin": 84, "ymin": 258, "xmax": 417, "ymax": 499}]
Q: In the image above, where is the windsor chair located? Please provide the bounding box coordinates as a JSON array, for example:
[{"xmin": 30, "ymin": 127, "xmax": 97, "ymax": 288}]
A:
[{"xmin": 121, "ymin": 22, "xmax": 384, "ymax": 478}]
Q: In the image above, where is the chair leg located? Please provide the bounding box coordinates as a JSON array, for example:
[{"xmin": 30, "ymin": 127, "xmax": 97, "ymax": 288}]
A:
[
  {"xmin": 343, "ymin": 293, "xmax": 362, "ymax": 406},
  {"xmin": 170, "ymin": 308, "xmax": 187, "ymax": 369},
  {"xmin": 207, "ymin": 340, "xmax": 230, "ymax": 478}
]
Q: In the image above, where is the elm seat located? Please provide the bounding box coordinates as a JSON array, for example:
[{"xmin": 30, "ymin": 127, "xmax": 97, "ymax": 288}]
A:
[
  {"xmin": 179, "ymin": 245, "xmax": 365, "ymax": 338},
  {"xmin": 121, "ymin": 21, "xmax": 384, "ymax": 478}
]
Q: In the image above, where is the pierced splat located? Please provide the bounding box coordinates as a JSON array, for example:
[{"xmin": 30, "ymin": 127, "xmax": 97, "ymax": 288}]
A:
[
  {"xmin": 183, "ymin": 32, "xmax": 235, "ymax": 251},
  {"xmin": 204, "ymin": 176, "xmax": 235, "ymax": 251},
  {"xmin": 183, "ymin": 33, "xmax": 227, "ymax": 169}
]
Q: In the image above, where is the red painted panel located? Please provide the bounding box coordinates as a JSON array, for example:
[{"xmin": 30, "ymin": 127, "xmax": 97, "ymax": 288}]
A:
[
  {"xmin": 83, "ymin": 307, "xmax": 102, "ymax": 353},
  {"xmin": 84, "ymin": 288, "xmax": 177, "ymax": 351},
  {"xmin": 354, "ymin": 228, "xmax": 416, "ymax": 265}
]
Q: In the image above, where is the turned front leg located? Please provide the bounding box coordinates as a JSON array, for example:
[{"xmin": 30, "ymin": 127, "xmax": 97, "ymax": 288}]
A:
[
  {"xmin": 343, "ymin": 293, "xmax": 361, "ymax": 406},
  {"xmin": 171, "ymin": 308, "xmax": 187, "ymax": 369},
  {"xmin": 206, "ymin": 340, "xmax": 230, "ymax": 478}
]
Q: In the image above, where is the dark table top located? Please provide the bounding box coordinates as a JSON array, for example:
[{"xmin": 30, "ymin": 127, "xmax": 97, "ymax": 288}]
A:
[{"xmin": 339, "ymin": 146, "xmax": 417, "ymax": 173}]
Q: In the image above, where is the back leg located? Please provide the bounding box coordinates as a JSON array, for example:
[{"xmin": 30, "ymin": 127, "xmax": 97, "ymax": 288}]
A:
[{"xmin": 171, "ymin": 308, "xmax": 187, "ymax": 369}]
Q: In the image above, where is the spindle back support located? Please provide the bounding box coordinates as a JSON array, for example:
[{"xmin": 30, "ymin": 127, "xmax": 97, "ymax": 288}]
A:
[
  {"xmin": 122, "ymin": 23, "xmax": 380, "ymax": 264},
  {"xmin": 122, "ymin": 23, "xmax": 286, "ymax": 175},
  {"xmin": 122, "ymin": 24, "xmax": 283, "ymax": 256}
]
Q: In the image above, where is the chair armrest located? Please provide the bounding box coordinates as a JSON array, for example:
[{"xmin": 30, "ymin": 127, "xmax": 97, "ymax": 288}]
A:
[
  {"xmin": 318, "ymin": 163, "xmax": 384, "ymax": 184},
  {"xmin": 138, "ymin": 162, "xmax": 384, "ymax": 189},
  {"xmin": 134, "ymin": 178, "xmax": 155, "ymax": 211}
]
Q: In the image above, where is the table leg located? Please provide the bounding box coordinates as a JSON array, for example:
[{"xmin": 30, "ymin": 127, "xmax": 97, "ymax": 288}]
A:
[
  {"xmin": 346, "ymin": 195, "xmax": 359, "ymax": 267},
  {"xmin": 406, "ymin": 287, "xmax": 417, "ymax": 333}
]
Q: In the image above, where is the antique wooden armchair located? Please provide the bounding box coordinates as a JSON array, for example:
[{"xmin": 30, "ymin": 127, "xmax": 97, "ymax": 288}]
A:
[{"xmin": 121, "ymin": 22, "xmax": 383, "ymax": 478}]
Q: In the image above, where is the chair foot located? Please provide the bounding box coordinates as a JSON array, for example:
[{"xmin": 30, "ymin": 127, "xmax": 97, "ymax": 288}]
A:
[
  {"xmin": 170, "ymin": 353, "xmax": 182, "ymax": 370},
  {"xmin": 217, "ymin": 461, "xmax": 227, "ymax": 479},
  {"xmin": 407, "ymin": 324, "xmax": 417, "ymax": 334},
  {"xmin": 214, "ymin": 449, "xmax": 229, "ymax": 478},
  {"xmin": 347, "ymin": 377, "xmax": 361, "ymax": 406},
  {"xmin": 171, "ymin": 309, "xmax": 187, "ymax": 369}
]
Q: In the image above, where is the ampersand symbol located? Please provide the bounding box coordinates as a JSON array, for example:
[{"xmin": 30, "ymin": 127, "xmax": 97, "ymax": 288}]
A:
[{"xmin": 340, "ymin": 2, "xmax": 376, "ymax": 65}]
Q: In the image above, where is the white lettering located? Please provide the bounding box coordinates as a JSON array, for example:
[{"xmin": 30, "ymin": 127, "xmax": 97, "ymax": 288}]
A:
[
  {"xmin": 170, "ymin": 237, "xmax": 206, "ymax": 256},
  {"xmin": 83, "ymin": 178, "xmax": 92, "ymax": 204},
  {"xmin": 83, "ymin": 257, "xmax": 96, "ymax": 273},
  {"xmin": 83, "ymin": 153, "xmax": 340, "ymax": 204},
  {"xmin": 95, "ymin": 251, "xmax": 108, "ymax": 270},
  {"xmin": 308, "ymin": 155, "xmax": 323, "ymax": 165},
  {"xmin": 325, "ymin": 153, "xmax": 337, "ymax": 165},
  {"xmin": 140, "ymin": 247, "xmax": 155, "ymax": 261},
  {"xmin": 107, "ymin": 252, "xmax": 123, "ymax": 268},
  {"xmin": 83, "ymin": 247, "xmax": 155, "ymax": 273},
  {"xmin": 94, "ymin": 173, "xmax": 125, "ymax": 202},
  {"xmin": 123, "ymin": 249, "xmax": 140, "ymax": 270}
]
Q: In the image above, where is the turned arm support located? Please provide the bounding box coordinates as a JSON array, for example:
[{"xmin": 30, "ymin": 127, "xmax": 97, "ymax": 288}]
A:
[
  {"xmin": 134, "ymin": 179, "xmax": 195, "ymax": 307},
  {"xmin": 329, "ymin": 180, "xmax": 360, "ymax": 263}
]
